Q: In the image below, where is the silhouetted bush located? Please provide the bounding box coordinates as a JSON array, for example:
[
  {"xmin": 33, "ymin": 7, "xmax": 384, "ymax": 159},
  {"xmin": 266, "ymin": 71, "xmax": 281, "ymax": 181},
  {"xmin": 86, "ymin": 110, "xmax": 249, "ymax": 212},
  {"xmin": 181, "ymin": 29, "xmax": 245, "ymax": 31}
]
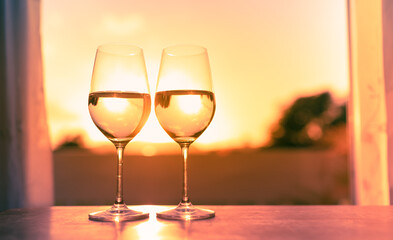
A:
[
  {"xmin": 55, "ymin": 135, "xmax": 85, "ymax": 151},
  {"xmin": 268, "ymin": 91, "xmax": 346, "ymax": 148}
]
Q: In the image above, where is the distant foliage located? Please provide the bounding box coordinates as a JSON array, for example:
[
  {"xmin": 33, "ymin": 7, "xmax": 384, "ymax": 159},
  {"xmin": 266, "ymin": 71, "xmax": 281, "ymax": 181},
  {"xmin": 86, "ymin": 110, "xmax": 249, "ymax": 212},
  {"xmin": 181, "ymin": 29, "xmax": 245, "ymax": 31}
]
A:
[
  {"xmin": 268, "ymin": 91, "xmax": 346, "ymax": 148},
  {"xmin": 55, "ymin": 135, "xmax": 85, "ymax": 151}
]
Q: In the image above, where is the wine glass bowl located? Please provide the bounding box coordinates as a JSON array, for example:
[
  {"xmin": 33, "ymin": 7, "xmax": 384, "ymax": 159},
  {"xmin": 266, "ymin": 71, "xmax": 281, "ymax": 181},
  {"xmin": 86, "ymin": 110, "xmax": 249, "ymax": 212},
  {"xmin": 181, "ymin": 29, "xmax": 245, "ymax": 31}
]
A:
[
  {"xmin": 87, "ymin": 44, "xmax": 151, "ymax": 222},
  {"xmin": 154, "ymin": 45, "xmax": 216, "ymax": 220}
]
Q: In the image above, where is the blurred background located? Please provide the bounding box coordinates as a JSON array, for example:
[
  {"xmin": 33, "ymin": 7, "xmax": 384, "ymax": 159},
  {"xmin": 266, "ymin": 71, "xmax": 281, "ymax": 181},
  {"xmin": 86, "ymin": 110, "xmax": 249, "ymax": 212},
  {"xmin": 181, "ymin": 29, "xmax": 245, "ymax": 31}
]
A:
[{"xmin": 42, "ymin": 0, "xmax": 349, "ymax": 205}]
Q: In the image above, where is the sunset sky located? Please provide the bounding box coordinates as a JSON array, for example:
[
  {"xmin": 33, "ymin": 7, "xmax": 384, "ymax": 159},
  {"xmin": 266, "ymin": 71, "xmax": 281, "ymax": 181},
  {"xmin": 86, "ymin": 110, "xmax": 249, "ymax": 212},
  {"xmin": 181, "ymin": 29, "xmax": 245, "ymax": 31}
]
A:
[{"xmin": 41, "ymin": 0, "xmax": 348, "ymax": 153}]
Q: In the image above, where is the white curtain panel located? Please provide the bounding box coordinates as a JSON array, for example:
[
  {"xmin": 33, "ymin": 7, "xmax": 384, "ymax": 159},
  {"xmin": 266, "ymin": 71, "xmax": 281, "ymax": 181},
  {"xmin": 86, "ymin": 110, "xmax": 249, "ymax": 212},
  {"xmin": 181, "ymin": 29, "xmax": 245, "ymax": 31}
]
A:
[
  {"xmin": 383, "ymin": 0, "xmax": 393, "ymax": 205},
  {"xmin": 348, "ymin": 0, "xmax": 393, "ymax": 205},
  {"xmin": 0, "ymin": 0, "xmax": 53, "ymax": 210}
]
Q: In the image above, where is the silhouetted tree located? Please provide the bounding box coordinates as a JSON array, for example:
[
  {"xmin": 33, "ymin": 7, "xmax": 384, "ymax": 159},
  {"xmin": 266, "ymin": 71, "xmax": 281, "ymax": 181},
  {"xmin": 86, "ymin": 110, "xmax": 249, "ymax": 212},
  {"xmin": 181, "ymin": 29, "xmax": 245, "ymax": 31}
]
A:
[
  {"xmin": 55, "ymin": 135, "xmax": 85, "ymax": 151},
  {"xmin": 269, "ymin": 91, "xmax": 346, "ymax": 148}
]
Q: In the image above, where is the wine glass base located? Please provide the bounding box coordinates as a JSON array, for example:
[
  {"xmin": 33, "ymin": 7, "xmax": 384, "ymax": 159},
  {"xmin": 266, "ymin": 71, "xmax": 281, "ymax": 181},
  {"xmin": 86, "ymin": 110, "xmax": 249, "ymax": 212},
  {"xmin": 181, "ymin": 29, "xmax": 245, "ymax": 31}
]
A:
[
  {"xmin": 89, "ymin": 204, "xmax": 149, "ymax": 222},
  {"xmin": 156, "ymin": 202, "xmax": 215, "ymax": 221}
]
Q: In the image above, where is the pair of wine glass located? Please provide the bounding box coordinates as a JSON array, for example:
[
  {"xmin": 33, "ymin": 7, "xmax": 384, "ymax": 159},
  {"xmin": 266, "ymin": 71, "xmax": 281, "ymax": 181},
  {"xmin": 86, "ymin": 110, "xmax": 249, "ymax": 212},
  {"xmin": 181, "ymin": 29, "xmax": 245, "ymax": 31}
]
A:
[{"xmin": 87, "ymin": 44, "xmax": 216, "ymax": 222}]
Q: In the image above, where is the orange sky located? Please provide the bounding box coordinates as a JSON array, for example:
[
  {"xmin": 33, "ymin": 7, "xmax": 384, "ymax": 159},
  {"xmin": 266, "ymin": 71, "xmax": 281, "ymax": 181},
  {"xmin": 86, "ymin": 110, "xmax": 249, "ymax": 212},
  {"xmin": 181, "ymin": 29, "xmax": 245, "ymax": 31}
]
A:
[{"xmin": 41, "ymin": 0, "xmax": 348, "ymax": 153}]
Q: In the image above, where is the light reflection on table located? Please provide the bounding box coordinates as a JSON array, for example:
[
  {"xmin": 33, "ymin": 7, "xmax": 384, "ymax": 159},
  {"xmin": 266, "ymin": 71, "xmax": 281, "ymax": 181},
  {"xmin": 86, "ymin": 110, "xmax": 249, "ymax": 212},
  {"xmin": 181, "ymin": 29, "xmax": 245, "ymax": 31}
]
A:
[
  {"xmin": 133, "ymin": 206, "xmax": 173, "ymax": 240},
  {"xmin": 109, "ymin": 205, "xmax": 193, "ymax": 240}
]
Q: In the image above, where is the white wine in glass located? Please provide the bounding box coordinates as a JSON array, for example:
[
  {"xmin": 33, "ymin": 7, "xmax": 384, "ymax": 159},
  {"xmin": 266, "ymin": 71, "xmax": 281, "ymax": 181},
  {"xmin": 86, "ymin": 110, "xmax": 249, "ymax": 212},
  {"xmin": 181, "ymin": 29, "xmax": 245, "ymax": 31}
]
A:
[
  {"xmin": 88, "ymin": 44, "xmax": 151, "ymax": 222},
  {"xmin": 155, "ymin": 45, "xmax": 216, "ymax": 220}
]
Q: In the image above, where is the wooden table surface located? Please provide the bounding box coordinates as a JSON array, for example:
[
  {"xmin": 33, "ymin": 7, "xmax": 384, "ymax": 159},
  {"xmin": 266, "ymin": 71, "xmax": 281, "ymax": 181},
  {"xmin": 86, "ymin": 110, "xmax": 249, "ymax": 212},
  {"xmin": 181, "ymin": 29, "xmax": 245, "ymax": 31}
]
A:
[{"xmin": 1, "ymin": 205, "xmax": 393, "ymax": 240}]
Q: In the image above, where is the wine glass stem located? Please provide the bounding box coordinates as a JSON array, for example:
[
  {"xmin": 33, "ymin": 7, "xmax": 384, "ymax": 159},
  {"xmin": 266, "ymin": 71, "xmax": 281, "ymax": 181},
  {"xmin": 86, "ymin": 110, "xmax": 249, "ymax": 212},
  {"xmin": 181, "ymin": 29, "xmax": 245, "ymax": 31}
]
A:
[
  {"xmin": 115, "ymin": 146, "xmax": 125, "ymax": 205},
  {"xmin": 180, "ymin": 143, "xmax": 190, "ymax": 204}
]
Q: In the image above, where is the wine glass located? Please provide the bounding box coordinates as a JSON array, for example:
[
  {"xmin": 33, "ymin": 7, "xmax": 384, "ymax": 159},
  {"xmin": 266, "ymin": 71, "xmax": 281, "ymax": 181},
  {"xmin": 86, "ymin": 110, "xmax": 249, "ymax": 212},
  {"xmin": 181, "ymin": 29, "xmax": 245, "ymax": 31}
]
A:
[
  {"xmin": 154, "ymin": 45, "xmax": 216, "ymax": 220},
  {"xmin": 87, "ymin": 44, "xmax": 151, "ymax": 222}
]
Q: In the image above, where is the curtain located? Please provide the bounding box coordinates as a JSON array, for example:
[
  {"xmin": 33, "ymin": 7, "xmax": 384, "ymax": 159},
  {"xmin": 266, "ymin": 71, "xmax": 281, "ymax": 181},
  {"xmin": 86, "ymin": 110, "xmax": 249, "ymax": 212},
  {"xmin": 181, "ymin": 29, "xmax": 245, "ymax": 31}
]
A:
[
  {"xmin": 348, "ymin": 0, "xmax": 393, "ymax": 204},
  {"xmin": 383, "ymin": 0, "xmax": 393, "ymax": 204},
  {"xmin": 0, "ymin": 0, "xmax": 53, "ymax": 211}
]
